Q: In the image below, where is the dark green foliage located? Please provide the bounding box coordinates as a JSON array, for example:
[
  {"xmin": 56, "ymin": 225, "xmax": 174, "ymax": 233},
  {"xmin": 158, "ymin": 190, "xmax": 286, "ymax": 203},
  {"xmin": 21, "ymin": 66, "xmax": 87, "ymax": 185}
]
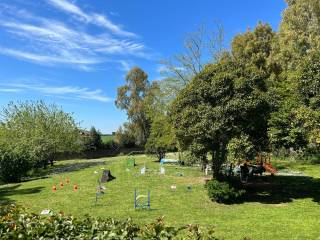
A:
[
  {"xmin": 145, "ymin": 114, "xmax": 176, "ymax": 161},
  {"xmin": 0, "ymin": 148, "xmax": 30, "ymax": 183},
  {"xmin": 268, "ymin": 104, "xmax": 308, "ymax": 150},
  {"xmin": 0, "ymin": 205, "xmax": 218, "ymax": 239},
  {"xmin": 115, "ymin": 123, "xmax": 136, "ymax": 148},
  {"xmin": 82, "ymin": 127, "xmax": 103, "ymax": 151},
  {"xmin": 102, "ymin": 140, "xmax": 119, "ymax": 151},
  {"xmin": 205, "ymin": 180, "xmax": 245, "ymax": 203},
  {"xmin": 171, "ymin": 55, "xmax": 271, "ymax": 178},
  {"xmin": 299, "ymin": 51, "xmax": 320, "ymax": 109}
]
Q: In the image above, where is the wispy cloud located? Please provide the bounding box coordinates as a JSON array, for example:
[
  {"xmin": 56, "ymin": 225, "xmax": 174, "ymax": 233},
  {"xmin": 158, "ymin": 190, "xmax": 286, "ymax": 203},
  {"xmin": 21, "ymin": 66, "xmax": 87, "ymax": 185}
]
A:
[
  {"xmin": 0, "ymin": 88, "xmax": 22, "ymax": 93},
  {"xmin": 0, "ymin": 48, "xmax": 101, "ymax": 66},
  {"xmin": 118, "ymin": 60, "xmax": 131, "ymax": 72},
  {"xmin": 1, "ymin": 83, "xmax": 112, "ymax": 103},
  {"xmin": 47, "ymin": 0, "xmax": 136, "ymax": 37},
  {"xmin": 0, "ymin": 2, "xmax": 150, "ymax": 70}
]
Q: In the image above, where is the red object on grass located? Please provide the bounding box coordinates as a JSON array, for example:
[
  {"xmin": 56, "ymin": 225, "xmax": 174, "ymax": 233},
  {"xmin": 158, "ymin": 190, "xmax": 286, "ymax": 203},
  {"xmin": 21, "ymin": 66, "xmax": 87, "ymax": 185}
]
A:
[
  {"xmin": 73, "ymin": 184, "xmax": 78, "ymax": 191},
  {"xmin": 263, "ymin": 163, "xmax": 277, "ymax": 174},
  {"xmin": 52, "ymin": 185, "xmax": 57, "ymax": 192}
]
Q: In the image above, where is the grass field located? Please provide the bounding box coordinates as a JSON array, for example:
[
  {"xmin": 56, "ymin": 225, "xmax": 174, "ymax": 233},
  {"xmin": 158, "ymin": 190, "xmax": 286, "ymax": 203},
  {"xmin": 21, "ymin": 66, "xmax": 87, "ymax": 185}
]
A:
[
  {"xmin": 1, "ymin": 155, "xmax": 320, "ymax": 239},
  {"xmin": 101, "ymin": 135, "xmax": 115, "ymax": 143}
]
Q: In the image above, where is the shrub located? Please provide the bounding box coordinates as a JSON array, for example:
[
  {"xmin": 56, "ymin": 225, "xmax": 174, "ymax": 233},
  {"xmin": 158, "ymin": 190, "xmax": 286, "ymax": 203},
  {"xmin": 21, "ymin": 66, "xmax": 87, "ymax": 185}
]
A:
[
  {"xmin": 0, "ymin": 148, "xmax": 31, "ymax": 183},
  {"xmin": 102, "ymin": 140, "xmax": 120, "ymax": 151},
  {"xmin": 0, "ymin": 204, "xmax": 218, "ymax": 239},
  {"xmin": 206, "ymin": 180, "xmax": 245, "ymax": 203}
]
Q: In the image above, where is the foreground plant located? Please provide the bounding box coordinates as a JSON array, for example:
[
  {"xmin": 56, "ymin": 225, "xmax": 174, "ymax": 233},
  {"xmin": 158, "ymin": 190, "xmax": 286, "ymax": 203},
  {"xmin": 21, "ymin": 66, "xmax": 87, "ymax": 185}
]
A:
[{"xmin": 0, "ymin": 204, "xmax": 218, "ymax": 239}]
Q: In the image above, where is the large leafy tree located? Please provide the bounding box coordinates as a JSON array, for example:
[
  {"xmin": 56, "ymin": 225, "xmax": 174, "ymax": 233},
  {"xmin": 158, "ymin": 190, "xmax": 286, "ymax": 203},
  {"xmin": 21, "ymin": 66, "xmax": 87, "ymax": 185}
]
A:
[
  {"xmin": 171, "ymin": 55, "xmax": 271, "ymax": 178},
  {"xmin": 232, "ymin": 22, "xmax": 277, "ymax": 75},
  {"xmin": 115, "ymin": 123, "xmax": 136, "ymax": 148},
  {"xmin": 143, "ymin": 79, "xmax": 177, "ymax": 160},
  {"xmin": 145, "ymin": 114, "xmax": 176, "ymax": 161},
  {"xmin": 82, "ymin": 127, "xmax": 103, "ymax": 151},
  {"xmin": 267, "ymin": 0, "xmax": 320, "ymax": 153},
  {"xmin": 276, "ymin": 0, "xmax": 320, "ymax": 70},
  {"xmin": 0, "ymin": 101, "xmax": 82, "ymax": 170},
  {"xmin": 115, "ymin": 67, "xmax": 155, "ymax": 146}
]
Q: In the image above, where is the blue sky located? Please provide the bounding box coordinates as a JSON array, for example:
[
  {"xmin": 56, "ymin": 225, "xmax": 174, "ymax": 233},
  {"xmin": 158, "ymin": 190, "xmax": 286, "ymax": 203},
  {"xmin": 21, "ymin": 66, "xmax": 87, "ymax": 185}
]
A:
[{"xmin": 0, "ymin": 0, "xmax": 286, "ymax": 133}]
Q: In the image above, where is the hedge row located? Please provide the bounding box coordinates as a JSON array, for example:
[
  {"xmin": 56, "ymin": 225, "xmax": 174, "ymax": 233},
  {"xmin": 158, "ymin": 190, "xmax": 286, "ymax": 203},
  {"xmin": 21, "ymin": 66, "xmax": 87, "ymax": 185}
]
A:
[{"xmin": 0, "ymin": 205, "xmax": 218, "ymax": 240}]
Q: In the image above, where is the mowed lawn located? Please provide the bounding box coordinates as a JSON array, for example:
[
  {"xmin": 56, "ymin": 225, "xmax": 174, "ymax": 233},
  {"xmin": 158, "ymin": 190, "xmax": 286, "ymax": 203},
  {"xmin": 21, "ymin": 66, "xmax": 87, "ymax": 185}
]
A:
[
  {"xmin": 1, "ymin": 155, "xmax": 320, "ymax": 240},
  {"xmin": 101, "ymin": 135, "xmax": 115, "ymax": 143}
]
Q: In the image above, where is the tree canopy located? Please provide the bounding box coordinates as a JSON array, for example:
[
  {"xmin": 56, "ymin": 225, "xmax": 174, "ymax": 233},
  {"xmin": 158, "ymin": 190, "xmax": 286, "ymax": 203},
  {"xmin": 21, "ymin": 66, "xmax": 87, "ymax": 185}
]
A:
[
  {"xmin": 115, "ymin": 67, "xmax": 156, "ymax": 146},
  {"xmin": 0, "ymin": 101, "xmax": 82, "ymax": 171},
  {"xmin": 171, "ymin": 55, "xmax": 271, "ymax": 177}
]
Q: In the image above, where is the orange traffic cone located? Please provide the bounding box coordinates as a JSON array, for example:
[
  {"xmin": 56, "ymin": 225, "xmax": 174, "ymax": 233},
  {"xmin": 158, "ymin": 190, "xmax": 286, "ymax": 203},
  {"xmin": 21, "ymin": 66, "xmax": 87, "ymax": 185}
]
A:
[
  {"xmin": 73, "ymin": 184, "xmax": 78, "ymax": 191},
  {"xmin": 52, "ymin": 185, "xmax": 57, "ymax": 192},
  {"xmin": 66, "ymin": 178, "xmax": 70, "ymax": 184},
  {"xmin": 60, "ymin": 182, "xmax": 64, "ymax": 188}
]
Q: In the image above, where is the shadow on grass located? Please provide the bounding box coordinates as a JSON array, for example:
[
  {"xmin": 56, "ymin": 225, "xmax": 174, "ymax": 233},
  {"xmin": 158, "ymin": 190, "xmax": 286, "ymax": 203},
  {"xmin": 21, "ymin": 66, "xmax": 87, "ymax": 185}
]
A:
[
  {"xmin": 50, "ymin": 161, "xmax": 107, "ymax": 175},
  {"xmin": 0, "ymin": 184, "xmax": 44, "ymax": 205},
  {"xmin": 17, "ymin": 159, "xmax": 116, "ymax": 184},
  {"xmin": 240, "ymin": 175, "xmax": 320, "ymax": 204}
]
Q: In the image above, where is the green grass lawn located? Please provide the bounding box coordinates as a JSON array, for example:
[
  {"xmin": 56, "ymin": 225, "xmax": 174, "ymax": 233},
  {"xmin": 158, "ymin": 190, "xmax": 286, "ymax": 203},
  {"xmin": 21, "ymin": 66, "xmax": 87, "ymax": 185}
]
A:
[
  {"xmin": 101, "ymin": 135, "xmax": 115, "ymax": 143},
  {"xmin": 1, "ymin": 155, "xmax": 320, "ymax": 240}
]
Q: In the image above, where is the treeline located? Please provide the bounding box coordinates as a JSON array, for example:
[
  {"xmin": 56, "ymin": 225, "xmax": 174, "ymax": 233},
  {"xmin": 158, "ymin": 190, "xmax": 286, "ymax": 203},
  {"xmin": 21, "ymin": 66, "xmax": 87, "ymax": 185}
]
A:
[
  {"xmin": 0, "ymin": 102, "xmax": 118, "ymax": 183},
  {"xmin": 0, "ymin": 101, "xmax": 83, "ymax": 182},
  {"xmin": 0, "ymin": 99, "xmax": 143, "ymax": 183},
  {"xmin": 115, "ymin": 0, "xmax": 319, "ymax": 177}
]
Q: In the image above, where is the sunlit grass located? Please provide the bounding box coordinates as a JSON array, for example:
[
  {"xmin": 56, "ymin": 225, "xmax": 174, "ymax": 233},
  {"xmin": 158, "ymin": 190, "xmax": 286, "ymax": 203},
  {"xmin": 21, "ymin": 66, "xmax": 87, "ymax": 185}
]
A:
[{"xmin": 1, "ymin": 155, "xmax": 320, "ymax": 239}]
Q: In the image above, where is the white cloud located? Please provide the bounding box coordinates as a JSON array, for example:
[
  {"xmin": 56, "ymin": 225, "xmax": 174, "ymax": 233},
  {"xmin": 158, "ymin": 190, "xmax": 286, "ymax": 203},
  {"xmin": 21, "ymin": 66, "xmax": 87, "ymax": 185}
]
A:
[
  {"xmin": 3, "ymin": 83, "xmax": 112, "ymax": 103},
  {"xmin": 0, "ymin": 48, "xmax": 101, "ymax": 66},
  {"xmin": 0, "ymin": 88, "xmax": 22, "ymax": 93},
  {"xmin": 47, "ymin": 0, "xmax": 136, "ymax": 37},
  {"xmin": 0, "ymin": 2, "xmax": 150, "ymax": 70},
  {"xmin": 47, "ymin": 0, "xmax": 87, "ymax": 20}
]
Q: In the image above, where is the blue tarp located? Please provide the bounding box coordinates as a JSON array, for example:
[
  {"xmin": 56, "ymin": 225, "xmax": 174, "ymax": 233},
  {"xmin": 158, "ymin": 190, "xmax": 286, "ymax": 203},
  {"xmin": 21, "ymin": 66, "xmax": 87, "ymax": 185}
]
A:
[{"xmin": 160, "ymin": 159, "xmax": 179, "ymax": 164}]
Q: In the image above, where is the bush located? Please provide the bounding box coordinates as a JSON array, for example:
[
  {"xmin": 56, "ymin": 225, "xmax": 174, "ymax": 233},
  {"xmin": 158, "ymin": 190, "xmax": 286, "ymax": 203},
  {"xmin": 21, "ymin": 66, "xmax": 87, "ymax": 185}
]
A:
[
  {"xmin": 0, "ymin": 204, "xmax": 218, "ymax": 239},
  {"xmin": 206, "ymin": 180, "xmax": 245, "ymax": 203},
  {"xmin": 0, "ymin": 148, "xmax": 31, "ymax": 183},
  {"xmin": 102, "ymin": 140, "xmax": 120, "ymax": 151}
]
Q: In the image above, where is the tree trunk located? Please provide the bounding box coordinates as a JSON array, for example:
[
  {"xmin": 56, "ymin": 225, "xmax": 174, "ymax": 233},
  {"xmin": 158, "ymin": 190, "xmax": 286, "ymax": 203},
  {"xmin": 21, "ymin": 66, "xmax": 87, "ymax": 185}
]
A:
[
  {"xmin": 43, "ymin": 160, "xmax": 47, "ymax": 169},
  {"xmin": 212, "ymin": 148, "xmax": 221, "ymax": 180},
  {"xmin": 212, "ymin": 141, "xmax": 227, "ymax": 181}
]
